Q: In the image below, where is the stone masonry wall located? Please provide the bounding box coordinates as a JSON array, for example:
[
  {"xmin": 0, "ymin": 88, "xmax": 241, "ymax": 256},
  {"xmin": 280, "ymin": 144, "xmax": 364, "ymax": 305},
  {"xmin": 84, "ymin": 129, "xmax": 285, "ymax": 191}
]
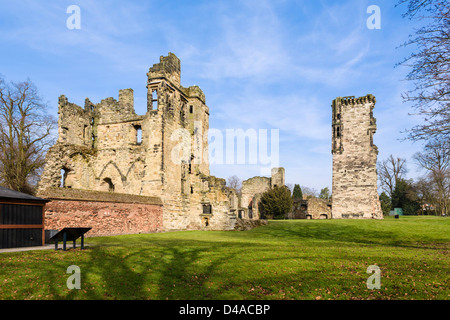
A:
[
  {"xmin": 289, "ymin": 198, "xmax": 331, "ymax": 219},
  {"xmin": 239, "ymin": 168, "xmax": 285, "ymax": 219},
  {"xmin": 331, "ymin": 95, "xmax": 383, "ymax": 219},
  {"xmin": 37, "ymin": 53, "xmax": 241, "ymax": 234}
]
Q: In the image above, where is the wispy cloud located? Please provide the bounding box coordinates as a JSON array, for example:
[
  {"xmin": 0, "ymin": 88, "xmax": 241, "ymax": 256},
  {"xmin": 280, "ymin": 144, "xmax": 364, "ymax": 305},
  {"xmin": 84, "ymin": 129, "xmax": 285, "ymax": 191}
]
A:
[{"xmin": 0, "ymin": 0, "xmax": 426, "ymax": 189}]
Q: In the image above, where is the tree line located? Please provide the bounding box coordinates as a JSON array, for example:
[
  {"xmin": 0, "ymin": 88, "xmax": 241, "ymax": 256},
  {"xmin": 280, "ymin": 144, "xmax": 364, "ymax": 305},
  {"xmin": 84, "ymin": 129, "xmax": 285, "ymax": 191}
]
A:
[{"xmin": 378, "ymin": 139, "xmax": 449, "ymax": 216}]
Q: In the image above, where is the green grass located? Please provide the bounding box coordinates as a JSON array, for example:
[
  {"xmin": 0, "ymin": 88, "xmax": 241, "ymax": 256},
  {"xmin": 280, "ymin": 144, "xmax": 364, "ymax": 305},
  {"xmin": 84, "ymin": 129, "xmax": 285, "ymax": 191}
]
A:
[{"xmin": 0, "ymin": 216, "xmax": 449, "ymax": 300}]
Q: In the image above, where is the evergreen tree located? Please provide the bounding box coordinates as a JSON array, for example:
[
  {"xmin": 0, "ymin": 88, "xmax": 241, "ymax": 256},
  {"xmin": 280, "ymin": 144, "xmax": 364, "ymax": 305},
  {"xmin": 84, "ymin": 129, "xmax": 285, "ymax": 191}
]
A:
[
  {"xmin": 319, "ymin": 187, "xmax": 331, "ymax": 201},
  {"xmin": 292, "ymin": 184, "xmax": 303, "ymax": 200},
  {"xmin": 379, "ymin": 192, "xmax": 392, "ymax": 216},
  {"xmin": 391, "ymin": 179, "xmax": 421, "ymax": 215},
  {"xmin": 260, "ymin": 186, "xmax": 293, "ymax": 219}
]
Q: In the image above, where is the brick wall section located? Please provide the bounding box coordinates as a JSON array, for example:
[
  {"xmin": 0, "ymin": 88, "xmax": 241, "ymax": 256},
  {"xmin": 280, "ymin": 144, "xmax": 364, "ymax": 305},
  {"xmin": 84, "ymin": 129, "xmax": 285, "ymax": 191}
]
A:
[
  {"xmin": 44, "ymin": 199, "xmax": 163, "ymax": 237},
  {"xmin": 41, "ymin": 188, "xmax": 164, "ymax": 237}
]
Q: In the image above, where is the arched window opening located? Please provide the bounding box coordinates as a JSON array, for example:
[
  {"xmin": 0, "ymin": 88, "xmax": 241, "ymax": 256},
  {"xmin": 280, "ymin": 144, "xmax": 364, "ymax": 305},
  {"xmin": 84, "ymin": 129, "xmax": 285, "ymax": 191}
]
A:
[
  {"xmin": 102, "ymin": 178, "xmax": 115, "ymax": 192},
  {"xmin": 60, "ymin": 168, "xmax": 71, "ymax": 188}
]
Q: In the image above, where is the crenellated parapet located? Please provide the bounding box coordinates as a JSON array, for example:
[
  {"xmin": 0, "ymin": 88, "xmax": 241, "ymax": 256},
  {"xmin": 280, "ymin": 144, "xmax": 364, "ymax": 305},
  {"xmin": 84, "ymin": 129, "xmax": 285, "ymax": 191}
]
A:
[
  {"xmin": 332, "ymin": 94, "xmax": 376, "ymax": 107},
  {"xmin": 147, "ymin": 52, "xmax": 181, "ymax": 86},
  {"xmin": 182, "ymin": 85, "xmax": 206, "ymax": 104}
]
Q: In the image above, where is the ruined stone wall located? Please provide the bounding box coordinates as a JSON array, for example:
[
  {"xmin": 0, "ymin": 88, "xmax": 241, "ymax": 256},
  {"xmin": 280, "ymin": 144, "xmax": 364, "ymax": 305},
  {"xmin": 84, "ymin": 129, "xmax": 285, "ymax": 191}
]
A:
[
  {"xmin": 240, "ymin": 176, "xmax": 271, "ymax": 219},
  {"xmin": 239, "ymin": 167, "xmax": 285, "ymax": 219},
  {"xmin": 41, "ymin": 188, "xmax": 163, "ymax": 237},
  {"xmin": 331, "ymin": 95, "xmax": 383, "ymax": 219},
  {"xmin": 37, "ymin": 53, "xmax": 239, "ymax": 234},
  {"xmin": 289, "ymin": 198, "xmax": 331, "ymax": 219},
  {"xmin": 270, "ymin": 167, "xmax": 285, "ymax": 188}
]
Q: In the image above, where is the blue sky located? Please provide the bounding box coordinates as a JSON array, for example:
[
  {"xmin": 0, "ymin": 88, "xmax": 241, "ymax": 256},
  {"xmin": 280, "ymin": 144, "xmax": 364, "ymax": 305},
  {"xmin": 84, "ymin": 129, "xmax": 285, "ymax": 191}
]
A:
[{"xmin": 0, "ymin": 0, "xmax": 427, "ymax": 192}]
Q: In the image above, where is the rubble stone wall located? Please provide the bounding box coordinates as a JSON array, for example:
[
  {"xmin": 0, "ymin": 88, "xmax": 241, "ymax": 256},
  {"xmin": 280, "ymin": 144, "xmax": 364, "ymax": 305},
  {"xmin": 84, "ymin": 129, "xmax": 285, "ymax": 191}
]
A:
[
  {"xmin": 37, "ymin": 53, "xmax": 244, "ymax": 234},
  {"xmin": 331, "ymin": 95, "xmax": 383, "ymax": 219}
]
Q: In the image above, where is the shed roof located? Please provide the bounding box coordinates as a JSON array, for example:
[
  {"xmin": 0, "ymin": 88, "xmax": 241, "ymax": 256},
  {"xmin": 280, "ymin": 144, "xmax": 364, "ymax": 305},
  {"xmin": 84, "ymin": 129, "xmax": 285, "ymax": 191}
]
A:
[
  {"xmin": 0, "ymin": 186, "xmax": 49, "ymax": 203},
  {"xmin": 38, "ymin": 187, "xmax": 163, "ymax": 206}
]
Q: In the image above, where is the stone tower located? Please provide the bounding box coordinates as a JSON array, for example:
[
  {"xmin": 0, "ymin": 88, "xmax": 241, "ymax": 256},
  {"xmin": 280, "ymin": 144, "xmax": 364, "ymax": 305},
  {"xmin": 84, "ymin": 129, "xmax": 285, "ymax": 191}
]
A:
[
  {"xmin": 37, "ymin": 53, "xmax": 239, "ymax": 231},
  {"xmin": 331, "ymin": 95, "xmax": 383, "ymax": 219}
]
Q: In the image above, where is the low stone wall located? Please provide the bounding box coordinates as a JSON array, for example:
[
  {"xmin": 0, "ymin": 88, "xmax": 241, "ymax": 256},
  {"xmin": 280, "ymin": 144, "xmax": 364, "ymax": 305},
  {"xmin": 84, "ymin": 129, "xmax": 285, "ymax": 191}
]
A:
[
  {"xmin": 234, "ymin": 218, "xmax": 268, "ymax": 231},
  {"xmin": 289, "ymin": 197, "xmax": 331, "ymax": 220},
  {"xmin": 41, "ymin": 188, "xmax": 163, "ymax": 237}
]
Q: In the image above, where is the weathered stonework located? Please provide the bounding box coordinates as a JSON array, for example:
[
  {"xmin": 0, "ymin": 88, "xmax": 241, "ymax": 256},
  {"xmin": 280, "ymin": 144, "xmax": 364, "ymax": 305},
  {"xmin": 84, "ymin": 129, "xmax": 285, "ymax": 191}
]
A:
[
  {"xmin": 239, "ymin": 168, "xmax": 285, "ymax": 219},
  {"xmin": 37, "ymin": 53, "xmax": 243, "ymax": 232},
  {"xmin": 289, "ymin": 197, "xmax": 331, "ymax": 220},
  {"xmin": 234, "ymin": 218, "xmax": 268, "ymax": 231},
  {"xmin": 331, "ymin": 95, "xmax": 383, "ymax": 219}
]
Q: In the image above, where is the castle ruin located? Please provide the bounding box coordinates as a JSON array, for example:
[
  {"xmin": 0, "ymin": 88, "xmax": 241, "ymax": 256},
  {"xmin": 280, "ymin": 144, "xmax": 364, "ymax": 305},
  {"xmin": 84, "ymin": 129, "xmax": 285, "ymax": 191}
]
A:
[
  {"xmin": 36, "ymin": 54, "xmax": 383, "ymax": 237},
  {"xmin": 238, "ymin": 168, "xmax": 285, "ymax": 219},
  {"xmin": 37, "ymin": 53, "xmax": 251, "ymax": 234},
  {"xmin": 331, "ymin": 95, "xmax": 383, "ymax": 219}
]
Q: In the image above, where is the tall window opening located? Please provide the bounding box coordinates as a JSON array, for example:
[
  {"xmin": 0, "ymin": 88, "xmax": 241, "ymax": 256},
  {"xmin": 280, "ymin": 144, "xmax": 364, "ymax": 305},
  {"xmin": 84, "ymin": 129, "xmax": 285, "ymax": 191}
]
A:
[
  {"xmin": 134, "ymin": 125, "xmax": 142, "ymax": 144},
  {"xmin": 152, "ymin": 90, "xmax": 158, "ymax": 110},
  {"xmin": 60, "ymin": 168, "xmax": 70, "ymax": 188}
]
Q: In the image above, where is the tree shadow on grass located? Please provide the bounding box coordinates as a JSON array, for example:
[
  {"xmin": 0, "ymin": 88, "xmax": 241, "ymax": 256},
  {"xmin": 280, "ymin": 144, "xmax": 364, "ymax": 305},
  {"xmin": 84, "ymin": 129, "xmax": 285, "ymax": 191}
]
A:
[
  {"xmin": 2, "ymin": 227, "xmax": 448, "ymax": 300},
  {"xmin": 251, "ymin": 220, "xmax": 449, "ymax": 250},
  {"xmin": 153, "ymin": 239, "xmax": 249, "ymax": 300}
]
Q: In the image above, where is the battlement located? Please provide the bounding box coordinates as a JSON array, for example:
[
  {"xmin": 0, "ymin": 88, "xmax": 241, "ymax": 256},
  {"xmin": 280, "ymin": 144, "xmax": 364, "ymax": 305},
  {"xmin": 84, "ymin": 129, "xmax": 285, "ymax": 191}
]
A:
[
  {"xmin": 182, "ymin": 85, "xmax": 206, "ymax": 104},
  {"xmin": 332, "ymin": 94, "xmax": 376, "ymax": 107},
  {"xmin": 58, "ymin": 95, "xmax": 83, "ymax": 112},
  {"xmin": 119, "ymin": 88, "xmax": 134, "ymax": 111},
  {"xmin": 147, "ymin": 52, "xmax": 181, "ymax": 85}
]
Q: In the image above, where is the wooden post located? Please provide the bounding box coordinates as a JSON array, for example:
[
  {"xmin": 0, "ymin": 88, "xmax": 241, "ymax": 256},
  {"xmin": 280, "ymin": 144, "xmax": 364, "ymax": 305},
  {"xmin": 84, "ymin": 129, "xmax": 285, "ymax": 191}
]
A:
[
  {"xmin": 63, "ymin": 231, "xmax": 67, "ymax": 251},
  {"xmin": 41, "ymin": 204, "xmax": 46, "ymax": 246}
]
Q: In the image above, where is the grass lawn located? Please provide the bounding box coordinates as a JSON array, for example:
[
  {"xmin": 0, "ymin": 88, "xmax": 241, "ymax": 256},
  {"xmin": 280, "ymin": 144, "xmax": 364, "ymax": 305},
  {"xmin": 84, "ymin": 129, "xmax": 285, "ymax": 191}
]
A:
[{"xmin": 0, "ymin": 216, "xmax": 448, "ymax": 300}]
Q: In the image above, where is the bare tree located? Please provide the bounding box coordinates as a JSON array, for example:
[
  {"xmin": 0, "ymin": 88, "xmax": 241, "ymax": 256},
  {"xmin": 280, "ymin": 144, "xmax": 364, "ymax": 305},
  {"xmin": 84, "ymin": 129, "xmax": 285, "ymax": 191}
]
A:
[
  {"xmin": 414, "ymin": 176, "xmax": 438, "ymax": 215},
  {"xmin": 227, "ymin": 175, "xmax": 242, "ymax": 195},
  {"xmin": 0, "ymin": 76, "xmax": 56, "ymax": 194},
  {"xmin": 300, "ymin": 186, "xmax": 318, "ymax": 199},
  {"xmin": 285, "ymin": 183, "xmax": 293, "ymax": 194},
  {"xmin": 377, "ymin": 155, "xmax": 408, "ymax": 198},
  {"xmin": 413, "ymin": 138, "xmax": 450, "ymax": 215},
  {"xmin": 396, "ymin": 0, "xmax": 450, "ymax": 141}
]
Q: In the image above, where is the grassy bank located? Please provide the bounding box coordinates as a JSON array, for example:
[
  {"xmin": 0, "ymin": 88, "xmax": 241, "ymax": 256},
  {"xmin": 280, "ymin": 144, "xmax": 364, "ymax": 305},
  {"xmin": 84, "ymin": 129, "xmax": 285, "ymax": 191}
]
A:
[{"xmin": 0, "ymin": 216, "xmax": 448, "ymax": 300}]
